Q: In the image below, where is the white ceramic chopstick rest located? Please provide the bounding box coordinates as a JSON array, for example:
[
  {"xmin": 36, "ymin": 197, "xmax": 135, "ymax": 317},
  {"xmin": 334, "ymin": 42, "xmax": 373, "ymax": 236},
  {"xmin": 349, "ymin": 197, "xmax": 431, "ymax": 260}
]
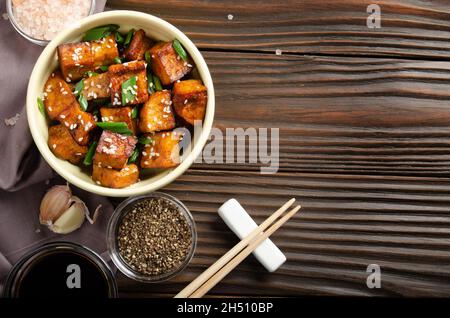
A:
[{"xmin": 218, "ymin": 199, "xmax": 287, "ymax": 272}]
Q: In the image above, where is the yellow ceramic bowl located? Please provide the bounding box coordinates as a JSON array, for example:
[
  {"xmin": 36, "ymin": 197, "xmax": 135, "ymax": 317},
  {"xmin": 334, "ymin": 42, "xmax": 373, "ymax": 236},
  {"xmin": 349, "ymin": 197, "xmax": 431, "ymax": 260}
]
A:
[{"xmin": 27, "ymin": 11, "xmax": 214, "ymax": 197}]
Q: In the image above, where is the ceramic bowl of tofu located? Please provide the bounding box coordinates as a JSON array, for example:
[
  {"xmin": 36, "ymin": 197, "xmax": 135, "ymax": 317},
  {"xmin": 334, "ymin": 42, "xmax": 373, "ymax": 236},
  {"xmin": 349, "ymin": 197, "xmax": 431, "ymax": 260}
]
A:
[{"xmin": 27, "ymin": 10, "xmax": 214, "ymax": 197}]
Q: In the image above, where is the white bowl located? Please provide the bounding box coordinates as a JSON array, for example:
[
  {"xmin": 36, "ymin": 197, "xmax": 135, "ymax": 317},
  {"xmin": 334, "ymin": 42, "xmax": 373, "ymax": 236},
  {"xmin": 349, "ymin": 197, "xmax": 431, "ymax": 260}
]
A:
[{"xmin": 26, "ymin": 11, "xmax": 214, "ymax": 197}]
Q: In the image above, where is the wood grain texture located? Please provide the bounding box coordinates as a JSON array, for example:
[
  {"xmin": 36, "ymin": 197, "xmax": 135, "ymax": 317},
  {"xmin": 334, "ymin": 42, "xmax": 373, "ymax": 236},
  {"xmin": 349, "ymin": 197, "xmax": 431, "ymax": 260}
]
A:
[
  {"xmin": 105, "ymin": 1, "xmax": 450, "ymax": 297},
  {"xmin": 117, "ymin": 171, "xmax": 450, "ymax": 297},
  {"xmin": 110, "ymin": 0, "xmax": 450, "ymax": 59},
  {"xmin": 191, "ymin": 52, "xmax": 450, "ymax": 177}
]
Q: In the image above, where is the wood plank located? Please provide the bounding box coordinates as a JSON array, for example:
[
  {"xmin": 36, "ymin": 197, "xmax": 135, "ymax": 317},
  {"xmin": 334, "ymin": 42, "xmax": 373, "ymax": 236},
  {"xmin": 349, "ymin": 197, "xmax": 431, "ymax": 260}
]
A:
[
  {"xmin": 109, "ymin": 0, "xmax": 450, "ymax": 59},
  {"xmin": 182, "ymin": 51, "xmax": 450, "ymax": 176},
  {"xmin": 116, "ymin": 170, "xmax": 450, "ymax": 297}
]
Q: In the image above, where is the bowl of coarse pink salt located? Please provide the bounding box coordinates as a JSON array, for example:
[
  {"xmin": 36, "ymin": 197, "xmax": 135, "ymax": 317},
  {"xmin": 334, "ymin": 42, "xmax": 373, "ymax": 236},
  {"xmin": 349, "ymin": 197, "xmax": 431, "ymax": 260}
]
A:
[{"xmin": 6, "ymin": 0, "xmax": 96, "ymax": 46}]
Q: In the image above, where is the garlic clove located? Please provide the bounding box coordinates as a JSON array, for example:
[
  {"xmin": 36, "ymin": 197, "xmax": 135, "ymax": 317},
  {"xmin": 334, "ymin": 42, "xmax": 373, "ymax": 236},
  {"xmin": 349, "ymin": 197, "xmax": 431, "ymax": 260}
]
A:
[
  {"xmin": 39, "ymin": 184, "xmax": 72, "ymax": 225},
  {"xmin": 51, "ymin": 200, "xmax": 86, "ymax": 234}
]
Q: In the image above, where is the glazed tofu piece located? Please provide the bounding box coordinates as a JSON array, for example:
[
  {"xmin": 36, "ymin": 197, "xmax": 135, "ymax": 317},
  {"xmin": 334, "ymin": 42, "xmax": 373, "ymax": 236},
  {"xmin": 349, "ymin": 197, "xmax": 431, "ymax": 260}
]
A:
[
  {"xmin": 93, "ymin": 130, "xmax": 137, "ymax": 170},
  {"xmin": 92, "ymin": 164, "xmax": 139, "ymax": 188},
  {"xmin": 57, "ymin": 103, "xmax": 96, "ymax": 146},
  {"xmin": 81, "ymin": 72, "xmax": 111, "ymax": 101},
  {"xmin": 43, "ymin": 72, "xmax": 77, "ymax": 120},
  {"xmin": 123, "ymin": 29, "xmax": 153, "ymax": 61},
  {"xmin": 48, "ymin": 124, "xmax": 88, "ymax": 165},
  {"xmin": 99, "ymin": 106, "xmax": 137, "ymax": 134},
  {"xmin": 138, "ymin": 90, "xmax": 175, "ymax": 133},
  {"xmin": 91, "ymin": 35, "xmax": 119, "ymax": 68},
  {"xmin": 57, "ymin": 35, "xmax": 119, "ymax": 81},
  {"xmin": 57, "ymin": 42, "xmax": 94, "ymax": 82},
  {"xmin": 150, "ymin": 41, "xmax": 192, "ymax": 85},
  {"xmin": 172, "ymin": 79, "xmax": 207, "ymax": 125},
  {"xmin": 140, "ymin": 131, "xmax": 182, "ymax": 169},
  {"xmin": 109, "ymin": 61, "xmax": 148, "ymax": 106}
]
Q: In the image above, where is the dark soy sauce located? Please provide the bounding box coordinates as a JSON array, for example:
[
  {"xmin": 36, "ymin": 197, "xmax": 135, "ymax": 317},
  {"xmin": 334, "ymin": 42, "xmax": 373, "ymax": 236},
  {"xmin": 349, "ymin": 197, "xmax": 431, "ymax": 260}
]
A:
[{"xmin": 14, "ymin": 250, "xmax": 110, "ymax": 298}]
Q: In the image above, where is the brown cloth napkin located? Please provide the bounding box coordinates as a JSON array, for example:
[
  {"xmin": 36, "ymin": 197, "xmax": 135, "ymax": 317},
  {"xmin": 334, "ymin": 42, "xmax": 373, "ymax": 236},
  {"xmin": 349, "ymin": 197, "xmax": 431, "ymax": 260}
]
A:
[{"xmin": 0, "ymin": 0, "xmax": 110, "ymax": 294}]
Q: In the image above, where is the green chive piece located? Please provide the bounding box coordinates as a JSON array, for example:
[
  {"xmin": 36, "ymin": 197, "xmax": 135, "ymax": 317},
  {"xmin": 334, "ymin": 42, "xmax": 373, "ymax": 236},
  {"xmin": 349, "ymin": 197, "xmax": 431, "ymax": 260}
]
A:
[
  {"xmin": 172, "ymin": 39, "xmax": 188, "ymax": 61},
  {"xmin": 83, "ymin": 141, "xmax": 98, "ymax": 166},
  {"xmin": 37, "ymin": 97, "xmax": 46, "ymax": 117},
  {"xmin": 78, "ymin": 94, "xmax": 88, "ymax": 111},
  {"xmin": 92, "ymin": 108, "xmax": 99, "ymax": 117},
  {"xmin": 121, "ymin": 75, "xmax": 137, "ymax": 105},
  {"xmin": 99, "ymin": 65, "xmax": 109, "ymax": 72},
  {"xmin": 123, "ymin": 28, "xmax": 135, "ymax": 48},
  {"xmin": 96, "ymin": 122, "xmax": 133, "ymax": 135},
  {"xmin": 153, "ymin": 75, "xmax": 163, "ymax": 91},
  {"xmin": 83, "ymin": 24, "xmax": 119, "ymax": 41},
  {"xmin": 114, "ymin": 57, "xmax": 122, "ymax": 64},
  {"xmin": 85, "ymin": 71, "xmax": 98, "ymax": 77},
  {"xmin": 74, "ymin": 79, "xmax": 84, "ymax": 96},
  {"xmin": 131, "ymin": 106, "xmax": 139, "ymax": 119},
  {"xmin": 128, "ymin": 147, "xmax": 139, "ymax": 164},
  {"xmin": 115, "ymin": 31, "xmax": 125, "ymax": 45},
  {"xmin": 144, "ymin": 51, "xmax": 152, "ymax": 66},
  {"xmin": 138, "ymin": 136, "xmax": 153, "ymax": 145}
]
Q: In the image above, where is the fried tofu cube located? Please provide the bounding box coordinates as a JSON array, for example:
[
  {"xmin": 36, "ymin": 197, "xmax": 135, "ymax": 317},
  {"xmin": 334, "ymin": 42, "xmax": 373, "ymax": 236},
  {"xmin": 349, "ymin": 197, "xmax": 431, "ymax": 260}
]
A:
[
  {"xmin": 109, "ymin": 61, "xmax": 148, "ymax": 106},
  {"xmin": 150, "ymin": 41, "xmax": 192, "ymax": 85},
  {"xmin": 92, "ymin": 164, "xmax": 139, "ymax": 188},
  {"xmin": 57, "ymin": 35, "xmax": 119, "ymax": 81},
  {"xmin": 48, "ymin": 124, "xmax": 88, "ymax": 165},
  {"xmin": 123, "ymin": 29, "xmax": 153, "ymax": 61},
  {"xmin": 172, "ymin": 79, "xmax": 207, "ymax": 125},
  {"xmin": 43, "ymin": 72, "xmax": 77, "ymax": 120},
  {"xmin": 81, "ymin": 72, "xmax": 111, "ymax": 100},
  {"xmin": 100, "ymin": 106, "xmax": 137, "ymax": 134},
  {"xmin": 91, "ymin": 35, "xmax": 119, "ymax": 68},
  {"xmin": 140, "ymin": 131, "xmax": 182, "ymax": 169},
  {"xmin": 57, "ymin": 103, "xmax": 96, "ymax": 146},
  {"xmin": 57, "ymin": 42, "xmax": 95, "ymax": 82},
  {"xmin": 93, "ymin": 130, "xmax": 137, "ymax": 170},
  {"xmin": 138, "ymin": 90, "xmax": 175, "ymax": 133}
]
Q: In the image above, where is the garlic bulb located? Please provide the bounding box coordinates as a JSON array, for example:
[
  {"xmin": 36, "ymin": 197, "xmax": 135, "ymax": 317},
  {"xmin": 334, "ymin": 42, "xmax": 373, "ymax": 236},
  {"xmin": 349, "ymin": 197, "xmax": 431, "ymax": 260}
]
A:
[
  {"xmin": 39, "ymin": 185, "xmax": 101, "ymax": 234},
  {"xmin": 39, "ymin": 184, "xmax": 72, "ymax": 225}
]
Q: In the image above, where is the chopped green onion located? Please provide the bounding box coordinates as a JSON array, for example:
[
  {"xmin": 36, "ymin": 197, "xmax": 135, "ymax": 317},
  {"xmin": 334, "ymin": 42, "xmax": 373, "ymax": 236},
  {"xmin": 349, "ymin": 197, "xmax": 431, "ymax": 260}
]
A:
[
  {"xmin": 153, "ymin": 75, "xmax": 163, "ymax": 91},
  {"xmin": 92, "ymin": 108, "xmax": 99, "ymax": 118},
  {"xmin": 121, "ymin": 75, "xmax": 137, "ymax": 105},
  {"xmin": 83, "ymin": 24, "xmax": 119, "ymax": 41},
  {"xmin": 83, "ymin": 141, "xmax": 98, "ymax": 166},
  {"xmin": 131, "ymin": 106, "xmax": 139, "ymax": 119},
  {"xmin": 128, "ymin": 147, "xmax": 139, "ymax": 164},
  {"xmin": 115, "ymin": 31, "xmax": 125, "ymax": 45},
  {"xmin": 99, "ymin": 65, "xmax": 109, "ymax": 72},
  {"xmin": 123, "ymin": 28, "xmax": 135, "ymax": 48},
  {"xmin": 78, "ymin": 95, "xmax": 88, "ymax": 111},
  {"xmin": 147, "ymin": 71, "xmax": 155, "ymax": 94},
  {"xmin": 114, "ymin": 57, "xmax": 122, "ymax": 64},
  {"xmin": 172, "ymin": 39, "xmax": 188, "ymax": 61},
  {"xmin": 85, "ymin": 71, "xmax": 98, "ymax": 77},
  {"xmin": 138, "ymin": 136, "xmax": 153, "ymax": 145},
  {"xmin": 37, "ymin": 97, "xmax": 46, "ymax": 117},
  {"xmin": 73, "ymin": 79, "xmax": 84, "ymax": 96},
  {"xmin": 144, "ymin": 51, "xmax": 152, "ymax": 66},
  {"xmin": 96, "ymin": 122, "xmax": 133, "ymax": 135}
]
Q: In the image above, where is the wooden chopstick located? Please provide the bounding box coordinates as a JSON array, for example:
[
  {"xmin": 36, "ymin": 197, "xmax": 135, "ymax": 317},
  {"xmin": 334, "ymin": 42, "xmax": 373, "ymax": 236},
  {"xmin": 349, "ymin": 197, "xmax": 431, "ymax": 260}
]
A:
[
  {"xmin": 174, "ymin": 198, "xmax": 299, "ymax": 298},
  {"xmin": 189, "ymin": 204, "xmax": 301, "ymax": 298}
]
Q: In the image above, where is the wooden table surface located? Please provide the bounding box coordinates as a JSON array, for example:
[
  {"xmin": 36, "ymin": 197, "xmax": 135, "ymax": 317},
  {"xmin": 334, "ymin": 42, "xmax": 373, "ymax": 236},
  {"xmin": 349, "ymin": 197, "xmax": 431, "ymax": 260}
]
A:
[{"xmin": 108, "ymin": 0, "xmax": 450, "ymax": 297}]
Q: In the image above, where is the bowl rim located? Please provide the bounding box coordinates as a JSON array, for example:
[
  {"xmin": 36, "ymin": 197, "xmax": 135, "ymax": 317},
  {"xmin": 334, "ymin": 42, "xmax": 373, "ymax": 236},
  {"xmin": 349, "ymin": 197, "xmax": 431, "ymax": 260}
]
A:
[{"xmin": 26, "ymin": 10, "xmax": 215, "ymax": 197}]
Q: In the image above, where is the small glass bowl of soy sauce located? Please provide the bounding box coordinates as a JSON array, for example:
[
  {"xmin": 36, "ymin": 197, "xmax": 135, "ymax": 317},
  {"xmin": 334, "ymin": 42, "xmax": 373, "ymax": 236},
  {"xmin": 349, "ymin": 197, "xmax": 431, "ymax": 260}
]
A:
[{"xmin": 3, "ymin": 242, "xmax": 117, "ymax": 298}]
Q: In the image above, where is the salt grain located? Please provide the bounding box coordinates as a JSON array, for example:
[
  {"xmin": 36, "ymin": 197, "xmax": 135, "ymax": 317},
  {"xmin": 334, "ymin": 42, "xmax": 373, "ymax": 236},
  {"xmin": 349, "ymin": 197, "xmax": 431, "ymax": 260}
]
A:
[
  {"xmin": 11, "ymin": 0, "xmax": 91, "ymax": 41},
  {"xmin": 275, "ymin": 49, "xmax": 282, "ymax": 56},
  {"xmin": 4, "ymin": 113, "xmax": 20, "ymax": 126},
  {"xmin": 227, "ymin": 14, "xmax": 234, "ymax": 21}
]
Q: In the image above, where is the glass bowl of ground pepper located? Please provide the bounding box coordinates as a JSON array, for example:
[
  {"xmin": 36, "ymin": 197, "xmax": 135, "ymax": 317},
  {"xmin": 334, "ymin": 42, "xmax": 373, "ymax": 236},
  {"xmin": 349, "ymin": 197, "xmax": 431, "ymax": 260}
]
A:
[{"xmin": 107, "ymin": 192, "xmax": 196, "ymax": 282}]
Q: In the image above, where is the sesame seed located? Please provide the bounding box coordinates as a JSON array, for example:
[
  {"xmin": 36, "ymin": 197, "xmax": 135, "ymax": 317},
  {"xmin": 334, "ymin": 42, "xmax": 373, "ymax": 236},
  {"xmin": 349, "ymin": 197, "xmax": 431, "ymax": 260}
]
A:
[{"xmin": 52, "ymin": 144, "xmax": 56, "ymax": 149}]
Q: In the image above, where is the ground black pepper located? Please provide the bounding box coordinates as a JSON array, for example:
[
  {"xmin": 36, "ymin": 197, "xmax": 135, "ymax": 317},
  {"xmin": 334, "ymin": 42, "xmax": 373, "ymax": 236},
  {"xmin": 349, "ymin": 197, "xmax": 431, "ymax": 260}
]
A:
[{"xmin": 117, "ymin": 198, "xmax": 192, "ymax": 276}]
